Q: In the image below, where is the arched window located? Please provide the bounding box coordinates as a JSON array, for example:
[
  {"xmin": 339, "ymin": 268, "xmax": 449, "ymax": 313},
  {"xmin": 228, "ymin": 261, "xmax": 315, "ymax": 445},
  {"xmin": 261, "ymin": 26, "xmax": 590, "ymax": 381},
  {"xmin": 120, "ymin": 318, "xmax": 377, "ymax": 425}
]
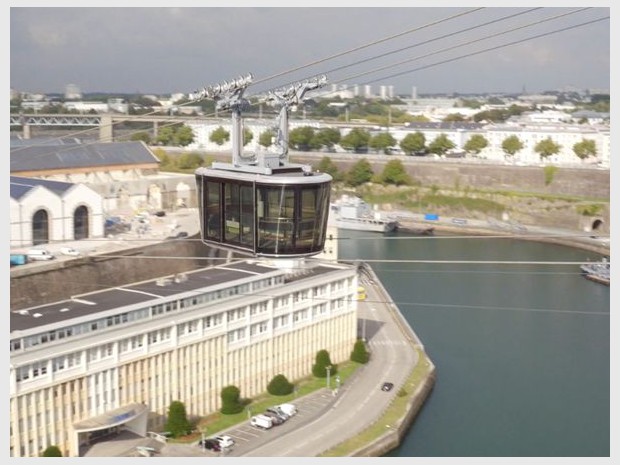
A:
[
  {"xmin": 74, "ymin": 206, "xmax": 89, "ymax": 240},
  {"xmin": 32, "ymin": 209, "xmax": 49, "ymax": 245}
]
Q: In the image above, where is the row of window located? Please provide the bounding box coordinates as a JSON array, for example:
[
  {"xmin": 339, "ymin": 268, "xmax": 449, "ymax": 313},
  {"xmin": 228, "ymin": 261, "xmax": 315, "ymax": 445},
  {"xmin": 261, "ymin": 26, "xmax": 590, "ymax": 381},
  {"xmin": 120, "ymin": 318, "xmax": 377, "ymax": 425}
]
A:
[
  {"xmin": 14, "ymin": 294, "xmax": 351, "ymax": 383},
  {"xmin": 11, "ymin": 275, "xmax": 282, "ymax": 352}
]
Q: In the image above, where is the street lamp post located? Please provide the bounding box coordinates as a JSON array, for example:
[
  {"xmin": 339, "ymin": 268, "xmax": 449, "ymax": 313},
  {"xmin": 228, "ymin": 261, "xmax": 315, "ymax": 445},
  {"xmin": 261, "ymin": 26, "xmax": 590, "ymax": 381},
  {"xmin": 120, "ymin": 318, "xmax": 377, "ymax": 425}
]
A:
[{"xmin": 326, "ymin": 365, "xmax": 332, "ymax": 389}]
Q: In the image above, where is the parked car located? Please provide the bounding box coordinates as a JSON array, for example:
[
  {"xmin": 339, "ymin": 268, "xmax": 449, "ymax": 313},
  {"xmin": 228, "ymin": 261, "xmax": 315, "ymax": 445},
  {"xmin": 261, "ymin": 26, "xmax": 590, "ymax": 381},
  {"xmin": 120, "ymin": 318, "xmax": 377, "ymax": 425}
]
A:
[
  {"xmin": 262, "ymin": 411, "xmax": 284, "ymax": 425},
  {"xmin": 214, "ymin": 435, "xmax": 235, "ymax": 449},
  {"xmin": 278, "ymin": 403, "xmax": 298, "ymax": 417},
  {"xmin": 250, "ymin": 414, "xmax": 274, "ymax": 429},
  {"xmin": 266, "ymin": 406, "xmax": 289, "ymax": 421},
  {"xmin": 60, "ymin": 247, "xmax": 81, "ymax": 256},
  {"xmin": 199, "ymin": 438, "xmax": 221, "ymax": 451},
  {"xmin": 27, "ymin": 248, "xmax": 55, "ymax": 261}
]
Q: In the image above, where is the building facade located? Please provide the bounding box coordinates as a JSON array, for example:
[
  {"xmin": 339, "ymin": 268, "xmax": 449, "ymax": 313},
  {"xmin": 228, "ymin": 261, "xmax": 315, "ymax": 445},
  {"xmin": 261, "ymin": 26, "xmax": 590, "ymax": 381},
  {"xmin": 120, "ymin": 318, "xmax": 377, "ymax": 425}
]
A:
[
  {"xmin": 10, "ymin": 176, "xmax": 105, "ymax": 247},
  {"xmin": 9, "ymin": 259, "xmax": 358, "ymax": 457}
]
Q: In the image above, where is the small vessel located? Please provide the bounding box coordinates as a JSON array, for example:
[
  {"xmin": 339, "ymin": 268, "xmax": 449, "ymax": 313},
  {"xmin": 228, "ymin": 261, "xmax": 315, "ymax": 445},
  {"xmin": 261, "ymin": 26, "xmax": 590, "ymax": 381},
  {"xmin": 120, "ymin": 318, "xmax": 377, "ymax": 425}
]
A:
[
  {"xmin": 329, "ymin": 195, "xmax": 398, "ymax": 233},
  {"xmin": 580, "ymin": 257, "xmax": 610, "ymax": 286}
]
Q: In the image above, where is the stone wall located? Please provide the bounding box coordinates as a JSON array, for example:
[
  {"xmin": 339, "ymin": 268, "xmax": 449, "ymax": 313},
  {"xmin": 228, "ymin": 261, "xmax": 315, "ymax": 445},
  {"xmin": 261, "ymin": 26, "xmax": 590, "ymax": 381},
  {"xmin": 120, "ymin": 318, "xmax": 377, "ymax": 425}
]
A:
[
  {"xmin": 287, "ymin": 152, "xmax": 610, "ymax": 199},
  {"xmin": 10, "ymin": 237, "xmax": 234, "ymax": 310}
]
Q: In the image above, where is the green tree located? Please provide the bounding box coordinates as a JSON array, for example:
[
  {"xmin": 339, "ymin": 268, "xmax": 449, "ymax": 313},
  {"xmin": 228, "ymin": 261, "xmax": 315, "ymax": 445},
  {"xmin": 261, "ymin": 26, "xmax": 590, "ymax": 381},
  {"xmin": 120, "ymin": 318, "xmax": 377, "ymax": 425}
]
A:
[
  {"xmin": 428, "ymin": 133, "xmax": 456, "ymax": 155},
  {"xmin": 534, "ymin": 137, "xmax": 562, "ymax": 160},
  {"xmin": 315, "ymin": 156, "xmax": 342, "ymax": 182},
  {"xmin": 174, "ymin": 125, "xmax": 195, "ymax": 147},
  {"xmin": 177, "ymin": 152, "xmax": 204, "ymax": 170},
  {"xmin": 153, "ymin": 148, "xmax": 174, "ymax": 170},
  {"xmin": 543, "ymin": 165, "xmax": 559, "ymax": 186},
  {"xmin": 380, "ymin": 159, "xmax": 411, "ymax": 186},
  {"xmin": 572, "ymin": 138, "xmax": 597, "ymax": 160},
  {"xmin": 340, "ymin": 128, "xmax": 371, "ymax": 153},
  {"xmin": 131, "ymin": 131, "xmax": 152, "ymax": 144},
  {"xmin": 210, "ymin": 126, "xmax": 230, "ymax": 146},
  {"xmin": 463, "ymin": 134, "xmax": 488, "ymax": 154},
  {"xmin": 442, "ymin": 113, "xmax": 467, "ymax": 122},
  {"xmin": 501, "ymin": 135, "xmax": 524, "ymax": 157},
  {"xmin": 289, "ymin": 126, "xmax": 317, "ymax": 151},
  {"xmin": 399, "ymin": 131, "xmax": 426, "ymax": 155},
  {"xmin": 156, "ymin": 126, "xmax": 176, "ymax": 146},
  {"xmin": 312, "ymin": 128, "xmax": 341, "ymax": 150},
  {"xmin": 259, "ymin": 129, "xmax": 276, "ymax": 148},
  {"xmin": 267, "ymin": 374, "xmax": 295, "ymax": 396},
  {"xmin": 345, "ymin": 158, "xmax": 374, "ymax": 187},
  {"xmin": 41, "ymin": 445, "xmax": 63, "ymax": 457},
  {"xmin": 220, "ymin": 385, "xmax": 244, "ymax": 415},
  {"xmin": 350, "ymin": 339, "xmax": 370, "ymax": 364},
  {"xmin": 312, "ymin": 349, "xmax": 337, "ymax": 378},
  {"xmin": 164, "ymin": 400, "xmax": 192, "ymax": 438},
  {"xmin": 369, "ymin": 132, "xmax": 397, "ymax": 154}
]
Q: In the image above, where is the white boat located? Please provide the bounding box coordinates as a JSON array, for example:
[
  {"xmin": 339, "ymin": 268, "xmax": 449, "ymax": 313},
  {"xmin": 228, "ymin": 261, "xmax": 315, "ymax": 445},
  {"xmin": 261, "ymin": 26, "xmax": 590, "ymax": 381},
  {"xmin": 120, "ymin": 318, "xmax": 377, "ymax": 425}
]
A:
[
  {"xmin": 580, "ymin": 257, "xmax": 610, "ymax": 285},
  {"xmin": 328, "ymin": 195, "xmax": 398, "ymax": 233}
]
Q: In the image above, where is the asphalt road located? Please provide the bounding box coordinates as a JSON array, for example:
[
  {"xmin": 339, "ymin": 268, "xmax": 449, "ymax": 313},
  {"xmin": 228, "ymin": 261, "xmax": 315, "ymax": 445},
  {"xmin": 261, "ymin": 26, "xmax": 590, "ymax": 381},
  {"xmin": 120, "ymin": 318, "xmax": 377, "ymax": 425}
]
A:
[{"xmin": 145, "ymin": 273, "xmax": 419, "ymax": 458}]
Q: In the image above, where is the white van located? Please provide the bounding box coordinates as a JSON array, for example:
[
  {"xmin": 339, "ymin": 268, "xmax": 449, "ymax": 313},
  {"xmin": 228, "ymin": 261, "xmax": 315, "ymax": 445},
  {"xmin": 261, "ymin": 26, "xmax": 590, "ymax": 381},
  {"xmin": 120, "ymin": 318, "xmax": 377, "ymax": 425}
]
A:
[
  {"xmin": 27, "ymin": 248, "xmax": 55, "ymax": 261},
  {"xmin": 278, "ymin": 403, "xmax": 298, "ymax": 417},
  {"xmin": 250, "ymin": 414, "xmax": 273, "ymax": 430}
]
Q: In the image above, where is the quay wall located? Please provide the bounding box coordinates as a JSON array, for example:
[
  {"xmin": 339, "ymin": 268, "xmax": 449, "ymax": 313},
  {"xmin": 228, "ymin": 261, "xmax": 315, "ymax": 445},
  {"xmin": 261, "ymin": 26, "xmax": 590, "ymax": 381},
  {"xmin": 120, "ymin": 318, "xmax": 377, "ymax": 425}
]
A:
[{"xmin": 349, "ymin": 263, "xmax": 437, "ymax": 457}]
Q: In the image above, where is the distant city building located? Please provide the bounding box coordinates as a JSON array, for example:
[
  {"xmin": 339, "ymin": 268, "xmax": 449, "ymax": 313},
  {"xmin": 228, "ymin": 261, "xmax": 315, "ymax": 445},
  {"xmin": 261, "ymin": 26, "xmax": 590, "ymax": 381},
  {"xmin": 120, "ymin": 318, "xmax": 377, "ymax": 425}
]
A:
[
  {"xmin": 63, "ymin": 101, "xmax": 109, "ymax": 113},
  {"xmin": 64, "ymin": 83, "xmax": 82, "ymax": 100},
  {"xmin": 10, "ymin": 141, "xmax": 196, "ymax": 220},
  {"xmin": 411, "ymin": 86, "xmax": 417, "ymax": 100}
]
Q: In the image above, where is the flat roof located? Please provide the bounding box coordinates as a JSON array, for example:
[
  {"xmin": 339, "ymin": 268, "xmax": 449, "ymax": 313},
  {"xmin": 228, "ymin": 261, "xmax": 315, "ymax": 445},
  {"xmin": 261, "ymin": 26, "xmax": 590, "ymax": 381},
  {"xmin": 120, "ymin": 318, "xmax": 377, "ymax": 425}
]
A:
[{"xmin": 10, "ymin": 259, "xmax": 345, "ymax": 334}]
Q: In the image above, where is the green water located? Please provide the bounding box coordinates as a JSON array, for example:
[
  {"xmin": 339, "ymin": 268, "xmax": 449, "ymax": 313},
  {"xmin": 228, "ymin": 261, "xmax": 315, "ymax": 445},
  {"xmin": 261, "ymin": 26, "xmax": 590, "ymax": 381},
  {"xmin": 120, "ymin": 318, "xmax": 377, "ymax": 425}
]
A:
[{"xmin": 339, "ymin": 231, "xmax": 610, "ymax": 457}]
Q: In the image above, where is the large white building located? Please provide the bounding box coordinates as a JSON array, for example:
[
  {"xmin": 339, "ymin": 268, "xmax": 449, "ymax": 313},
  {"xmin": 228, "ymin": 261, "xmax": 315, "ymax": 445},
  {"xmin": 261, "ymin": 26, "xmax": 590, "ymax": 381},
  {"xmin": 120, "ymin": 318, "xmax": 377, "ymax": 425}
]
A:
[
  {"xmin": 9, "ymin": 258, "xmax": 359, "ymax": 457},
  {"xmin": 10, "ymin": 176, "xmax": 105, "ymax": 247}
]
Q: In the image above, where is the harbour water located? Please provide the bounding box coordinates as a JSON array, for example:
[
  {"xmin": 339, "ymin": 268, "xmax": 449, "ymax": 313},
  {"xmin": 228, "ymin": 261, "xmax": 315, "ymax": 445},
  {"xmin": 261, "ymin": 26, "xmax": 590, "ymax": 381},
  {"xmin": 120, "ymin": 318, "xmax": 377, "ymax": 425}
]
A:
[{"xmin": 338, "ymin": 230, "xmax": 610, "ymax": 457}]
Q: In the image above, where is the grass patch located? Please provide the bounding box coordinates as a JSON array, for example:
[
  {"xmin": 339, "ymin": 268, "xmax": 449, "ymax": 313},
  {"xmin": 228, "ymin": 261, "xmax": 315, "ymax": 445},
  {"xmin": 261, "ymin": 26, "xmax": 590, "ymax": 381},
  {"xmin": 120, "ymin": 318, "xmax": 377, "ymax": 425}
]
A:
[
  {"xmin": 169, "ymin": 360, "xmax": 364, "ymax": 443},
  {"xmin": 320, "ymin": 348, "xmax": 433, "ymax": 457}
]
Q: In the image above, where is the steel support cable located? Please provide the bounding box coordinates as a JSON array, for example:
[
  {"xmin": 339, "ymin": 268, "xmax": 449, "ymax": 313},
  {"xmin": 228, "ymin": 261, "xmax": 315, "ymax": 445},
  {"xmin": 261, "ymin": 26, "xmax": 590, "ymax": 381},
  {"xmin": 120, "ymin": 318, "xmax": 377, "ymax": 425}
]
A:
[
  {"xmin": 355, "ymin": 15, "xmax": 610, "ymax": 87},
  {"xmin": 261, "ymin": 7, "xmax": 545, "ymax": 95},
  {"xmin": 309, "ymin": 7, "xmax": 595, "ymax": 95},
  {"xmin": 249, "ymin": 7, "xmax": 485, "ymax": 89}
]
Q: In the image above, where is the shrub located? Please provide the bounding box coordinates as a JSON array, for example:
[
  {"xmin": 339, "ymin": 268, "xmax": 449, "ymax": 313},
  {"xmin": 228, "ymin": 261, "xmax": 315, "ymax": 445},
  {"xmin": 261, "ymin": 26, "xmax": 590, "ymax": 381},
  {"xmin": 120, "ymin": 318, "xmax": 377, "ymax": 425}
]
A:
[
  {"xmin": 220, "ymin": 385, "xmax": 244, "ymax": 415},
  {"xmin": 267, "ymin": 374, "xmax": 294, "ymax": 396},
  {"xmin": 164, "ymin": 401, "xmax": 192, "ymax": 438},
  {"xmin": 350, "ymin": 339, "xmax": 370, "ymax": 364},
  {"xmin": 312, "ymin": 349, "xmax": 338, "ymax": 378}
]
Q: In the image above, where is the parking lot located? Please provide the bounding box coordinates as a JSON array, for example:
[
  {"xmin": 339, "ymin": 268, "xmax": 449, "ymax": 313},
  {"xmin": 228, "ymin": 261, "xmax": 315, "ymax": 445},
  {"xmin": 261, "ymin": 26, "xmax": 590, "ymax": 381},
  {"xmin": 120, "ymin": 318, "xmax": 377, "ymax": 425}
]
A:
[{"xmin": 182, "ymin": 387, "xmax": 339, "ymax": 457}]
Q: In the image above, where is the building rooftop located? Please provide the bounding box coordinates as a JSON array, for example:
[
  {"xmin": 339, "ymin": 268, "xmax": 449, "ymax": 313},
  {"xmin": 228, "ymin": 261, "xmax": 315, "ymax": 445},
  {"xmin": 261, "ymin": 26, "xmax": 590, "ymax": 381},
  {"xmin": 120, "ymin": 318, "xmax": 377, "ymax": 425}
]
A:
[
  {"xmin": 10, "ymin": 259, "xmax": 345, "ymax": 334},
  {"xmin": 10, "ymin": 141, "xmax": 159, "ymax": 173}
]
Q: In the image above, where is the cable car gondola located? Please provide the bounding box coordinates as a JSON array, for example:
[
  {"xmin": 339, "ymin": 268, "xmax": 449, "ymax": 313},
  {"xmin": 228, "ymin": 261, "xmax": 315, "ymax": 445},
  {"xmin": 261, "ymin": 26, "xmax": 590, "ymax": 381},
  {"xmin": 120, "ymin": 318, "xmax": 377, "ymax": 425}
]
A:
[{"xmin": 191, "ymin": 74, "xmax": 332, "ymax": 258}]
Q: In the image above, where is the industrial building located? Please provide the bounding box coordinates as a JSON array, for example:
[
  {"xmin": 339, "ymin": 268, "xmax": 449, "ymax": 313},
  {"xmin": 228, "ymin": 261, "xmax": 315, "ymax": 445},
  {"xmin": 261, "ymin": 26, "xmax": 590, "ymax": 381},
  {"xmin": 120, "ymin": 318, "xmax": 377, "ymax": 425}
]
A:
[{"xmin": 9, "ymin": 257, "xmax": 358, "ymax": 457}]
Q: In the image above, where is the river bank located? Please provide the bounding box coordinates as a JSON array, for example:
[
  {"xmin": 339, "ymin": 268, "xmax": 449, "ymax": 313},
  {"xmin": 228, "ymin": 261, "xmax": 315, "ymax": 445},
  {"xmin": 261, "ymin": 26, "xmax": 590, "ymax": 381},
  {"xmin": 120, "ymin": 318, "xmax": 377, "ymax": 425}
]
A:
[{"xmin": 397, "ymin": 218, "xmax": 610, "ymax": 257}]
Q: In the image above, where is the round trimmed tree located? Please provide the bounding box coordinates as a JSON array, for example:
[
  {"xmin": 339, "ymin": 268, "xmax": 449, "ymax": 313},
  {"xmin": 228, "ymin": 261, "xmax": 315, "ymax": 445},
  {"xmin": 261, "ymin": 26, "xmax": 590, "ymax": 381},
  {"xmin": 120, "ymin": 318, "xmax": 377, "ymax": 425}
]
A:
[
  {"xmin": 220, "ymin": 385, "xmax": 244, "ymax": 414},
  {"xmin": 41, "ymin": 445, "xmax": 63, "ymax": 457},
  {"xmin": 312, "ymin": 349, "xmax": 338, "ymax": 378},
  {"xmin": 350, "ymin": 339, "xmax": 370, "ymax": 364},
  {"xmin": 267, "ymin": 374, "xmax": 294, "ymax": 396},
  {"xmin": 164, "ymin": 400, "xmax": 192, "ymax": 438}
]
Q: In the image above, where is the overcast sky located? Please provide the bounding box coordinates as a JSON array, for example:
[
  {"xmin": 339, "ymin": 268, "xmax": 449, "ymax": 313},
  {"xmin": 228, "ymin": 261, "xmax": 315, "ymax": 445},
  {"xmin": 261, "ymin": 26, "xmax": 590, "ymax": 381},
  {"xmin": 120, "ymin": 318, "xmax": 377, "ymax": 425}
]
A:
[{"xmin": 9, "ymin": 4, "xmax": 611, "ymax": 97}]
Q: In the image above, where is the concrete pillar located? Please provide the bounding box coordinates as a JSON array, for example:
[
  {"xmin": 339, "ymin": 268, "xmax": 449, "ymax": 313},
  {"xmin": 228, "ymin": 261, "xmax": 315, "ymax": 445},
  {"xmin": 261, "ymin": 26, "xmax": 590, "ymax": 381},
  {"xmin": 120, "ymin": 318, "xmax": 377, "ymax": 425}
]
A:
[
  {"xmin": 23, "ymin": 124, "xmax": 31, "ymax": 140},
  {"xmin": 153, "ymin": 121, "xmax": 158, "ymax": 139},
  {"xmin": 99, "ymin": 115, "xmax": 113, "ymax": 142}
]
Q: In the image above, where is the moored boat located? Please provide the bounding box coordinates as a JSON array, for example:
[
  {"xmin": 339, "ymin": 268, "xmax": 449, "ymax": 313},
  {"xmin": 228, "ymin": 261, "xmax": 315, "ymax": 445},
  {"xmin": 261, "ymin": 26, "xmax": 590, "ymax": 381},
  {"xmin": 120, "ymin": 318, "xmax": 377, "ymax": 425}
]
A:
[
  {"xmin": 328, "ymin": 195, "xmax": 398, "ymax": 233},
  {"xmin": 580, "ymin": 257, "xmax": 610, "ymax": 286}
]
